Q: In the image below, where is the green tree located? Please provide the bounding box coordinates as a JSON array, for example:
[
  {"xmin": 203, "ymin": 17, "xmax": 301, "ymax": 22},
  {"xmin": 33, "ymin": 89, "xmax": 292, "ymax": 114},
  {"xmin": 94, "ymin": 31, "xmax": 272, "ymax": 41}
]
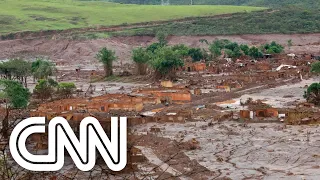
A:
[
  {"xmin": 201, "ymin": 48, "xmax": 210, "ymax": 61},
  {"xmin": 57, "ymin": 82, "xmax": 76, "ymax": 98},
  {"xmin": 171, "ymin": 44, "xmax": 189, "ymax": 58},
  {"xmin": 188, "ymin": 48, "xmax": 203, "ymax": 62},
  {"xmin": 34, "ymin": 78, "xmax": 58, "ymax": 101},
  {"xmin": 150, "ymin": 47, "xmax": 184, "ymax": 79},
  {"xmin": 156, "ymin": 31, "xmax": 168, "ymax": 47},
  {"xmin": 262, "ymin": 41, "xmax": 284, "ymax": 54},
  {"xmin": 146, "ymin": 42, "xmax": 163, "ymax": 53},
  {"xmin": 0, "ymin": 79, "xmax": 30, "ymax": 138},
  {"xmin": 240, "ymin": 44, "xmax": 250, "ymax": 55},
  {"xmin": 224, "ymin": 49, "xmax": 233, "ymax": 58},
  {"xmin": 224, "ymin": 42, "xmax": 239, "ymax": 51},
  {"xmin": 220, "ymin": 42, "xmax": 243, "ymax": 59},
  {"xmin": 248, "ymin": 46, "xmax": 263, "ymax": 59},
  {"xmin": 311, "ymin": 61, "xmax": 320, "ymax": 73},
  {"xmin": 96, "ymin": 47, "xmax": 117, "ymax": 77},
  {"xmin": 209, "ymin": 39, "xmax": 230, "ymax": 58},
  {"xmin": 31, "ymin": 58, "xmax": 56, "ymax": 80},
  {"xmin": 225, "ymin": 47, "xmax": 243, "ymax": 59},
  {"xmin": 132, "ymin": 47, "xmax": 150, "ymax": 75},
  {"xmin": 209, "ymin": 43, "xmax": 222, "ymax": 58},
  {"xmin": 0, "ymin": 59, "xmax": 32, "ymax": 87},
  {"xmin": 304, "ymin": 83, "xmax": 320, "ymax": 105}
]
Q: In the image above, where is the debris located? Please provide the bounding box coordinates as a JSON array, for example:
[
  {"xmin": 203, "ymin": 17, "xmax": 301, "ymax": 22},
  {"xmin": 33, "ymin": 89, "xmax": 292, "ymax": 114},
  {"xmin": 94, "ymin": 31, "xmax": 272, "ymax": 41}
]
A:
[{"xmin": 196, "ymin": 105, "xmax": 206, "ymax": 110}]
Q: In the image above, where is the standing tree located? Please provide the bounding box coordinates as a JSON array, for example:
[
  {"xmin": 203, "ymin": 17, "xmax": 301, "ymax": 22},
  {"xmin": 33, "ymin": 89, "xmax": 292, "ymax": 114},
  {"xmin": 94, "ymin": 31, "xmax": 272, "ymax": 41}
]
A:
[
  {"xmin": 96, "ymin": 48, "xmax": 117, "ymax": 77},
  {"xmin": 31, "ymin": 58, "xmax": 56, "ymax": 80},
  {"xmin": 224, "ymin": 42, "xmax": 243, "ymax": 59},
  {"xmin": 248, "ymin": 46, "xmax": 263, "ymax": 59},
  {"xmin": 209, "ymin": 44, "xmax": 222, "ymax": 59},
  {"xmin": 0, "ymin": 80, "xmax": 30, "ymax": 139},
  {"xmin": 34, "ymin": 78, "xmax": 58, "ymax": 101},
  {"xmin": 132, "ymin": 47, "xmax": 150, "ymax": 75},
  {"xmin": 156, "ymin": 31, "xmax": 168, "ymax": 47},
  {"xmin": 150, "ymin": 47, "xmax": 184, "ymax": 79},
  {"xmin": 10, "ymin": 59, "xmax": 32, "ymax": 87},
  {"xmin": 188, "ymin": 48, "xmax": 204, "ymax": 62},
  {"xmin": 146, "ymin": 42, "xmax": 163, "ymax": 53},
  {"xmin": 171, "ymin": 44, "xmax": 189, "ymax": 58},
  {"xmin": 209, "ymin": 39, "xmax": 229, "ymax": 59},
  {"xmin": 0, "ymin": 59, "xmax": 32, "ymax": 87},
  {"xmin": 304, "ymin": 83, "xmax": 320, "ymax": 105},
  {"xmin": 240, "ymin": 44, "xmax": 250, "ymax": 55},
  {"xmin": 57, "ymin": 82, "xmax": 76, "ymax": 99},
  {"xmin": 262, "ymin": 41, "xmax": 284, "ymax": 54}
]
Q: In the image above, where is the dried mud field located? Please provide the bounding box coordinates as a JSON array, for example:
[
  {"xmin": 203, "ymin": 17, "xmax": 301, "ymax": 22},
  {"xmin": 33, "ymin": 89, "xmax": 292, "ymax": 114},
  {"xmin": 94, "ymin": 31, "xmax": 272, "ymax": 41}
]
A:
[{"xmin": 133, "ymin": 121, "xmax": 320, "ymax": 180}]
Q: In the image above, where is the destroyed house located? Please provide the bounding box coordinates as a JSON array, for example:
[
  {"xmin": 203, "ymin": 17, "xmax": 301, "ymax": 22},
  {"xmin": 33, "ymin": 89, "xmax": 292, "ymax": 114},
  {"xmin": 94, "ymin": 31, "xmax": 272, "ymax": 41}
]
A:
[
  {"xmin": 184, "ymin": 62, "xmax": 206, "ymax": 72},
  {"xmin": 134, "ymin": 87, "xmax": 191, "ymax": 101}
]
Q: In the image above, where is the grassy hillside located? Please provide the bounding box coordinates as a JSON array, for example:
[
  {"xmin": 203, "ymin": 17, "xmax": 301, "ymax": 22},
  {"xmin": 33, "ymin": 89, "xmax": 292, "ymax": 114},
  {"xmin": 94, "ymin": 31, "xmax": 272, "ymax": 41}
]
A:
[
  {"xmin": 0, "ymin": 0, "xmax": 264, "ymax": 34},
  {"xmin": 110, "ymin": 0, "xmax": 319, "ymax": 8},
  {"xmin": 111, "ymin": 7, "xmax": 320, "ymax": 36}
]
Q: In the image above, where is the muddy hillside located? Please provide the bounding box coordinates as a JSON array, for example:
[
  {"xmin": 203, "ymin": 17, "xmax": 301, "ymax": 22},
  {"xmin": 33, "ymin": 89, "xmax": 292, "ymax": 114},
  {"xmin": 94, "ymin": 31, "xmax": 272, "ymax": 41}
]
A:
[{"xmin": 0, "ymin": 33, "xmax": 319, "ymax": 70}]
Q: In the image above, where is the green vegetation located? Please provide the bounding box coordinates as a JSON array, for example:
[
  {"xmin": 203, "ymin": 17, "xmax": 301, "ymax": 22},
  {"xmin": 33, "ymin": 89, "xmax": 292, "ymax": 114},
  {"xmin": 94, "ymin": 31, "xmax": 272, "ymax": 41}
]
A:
[
  {"xmin": 0, "ymin": 79, "xmax": 30, "ymax": 138},
  {"xmin": 172, "ymin": 44, "xmax": 189, "ymax": 58},
  {"xmin": 248, "ymin": 47, "xmax": 263, "ymax": 59},
  {"xmin": 311, "ymin": 62, "xmax": 320, "ymax": 74},
  {"xmin": 0, "ymin": 58, "xmax": 57, "ymax": 89},
  {"xmin": 261, "ymin": 41, "xmax": 284, "ymax": 54},
  {"xmin": 112, "ymin": 7, "xmax": 320, "ymax": 36},
  {"xmin": 31, "ymin": 58, "xmax": 56, "ymax": 80},
  {"xmin": 111, "ymin": 0, "xmax": 319, "ymax": 8},
  {"xmin": 131, "ymin": 37, "xmax": 285, "ymax": 77},
  {"xmin": 34, "ymin": 78, "xmax": 58, "ymax": 101},
  {"xmin": 0, "ymin": 59, "xmax": 32, "ymax": 87},
  {"xmin": 57, "ymin": 82, "xmax": 76, "ymax": 98},
  {"xmin": 132, "ymin": 36, "xmax": 185, "ymax": 79},
  {"xmin": 0, "ymin": 80, "xmax": 30, "ymax": 109},
  {"xmin": 112, "ymin": 0, "xmax": 320, "ymax": 8},
  {"xmin": 150, "ymin": 46, "xmax": 184, "ymax": 79},
  {"xmin": 0, "ymin": 0, "xmax": 264, "ymax": 34},
  {"xmin": 132, "ymin": 47, "xmax": 151, "ymax": 75},
  {"xmin": 304, "ymin": 83, "xmax": 320, "ymax": 105},
  {"xmin": 207, "ymin": 39, "xmax": 267, "ymax": 60},
  {"xmin": 96, "ymin": 47, "xmax": 117, "ymax": 77},
  {"xmin": 240, "ymin": 44, "xmax": 249, "ymax": 55},
  {"xmin": 34, "ymin": 78, "xmax": 77, "ymax": 100},
  {"xmin": 188, "ymin": 48, "xmax": 204, "ymax": 62}
]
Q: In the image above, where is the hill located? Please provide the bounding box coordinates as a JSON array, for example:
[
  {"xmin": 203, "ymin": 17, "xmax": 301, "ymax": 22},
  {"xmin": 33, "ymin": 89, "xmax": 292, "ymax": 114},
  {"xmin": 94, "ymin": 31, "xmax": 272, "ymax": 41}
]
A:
[
  {"xmin": 110, "ymin": 0, "xmax": 319, "ymax": 8},
  {"xmin": 111, "ymin": 7, "xmax": 320, "ymax": 36},
  {"xmin": 0, "ymin": 0, "xmax": 264, "ymax": 35}
]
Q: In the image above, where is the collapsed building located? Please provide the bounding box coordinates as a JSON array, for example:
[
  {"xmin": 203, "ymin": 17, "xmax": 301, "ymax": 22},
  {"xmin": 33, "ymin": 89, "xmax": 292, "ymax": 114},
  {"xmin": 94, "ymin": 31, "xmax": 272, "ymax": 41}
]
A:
[{"xmin": 30, "ymin": 84, "xmax": 194, "ymax": 126}]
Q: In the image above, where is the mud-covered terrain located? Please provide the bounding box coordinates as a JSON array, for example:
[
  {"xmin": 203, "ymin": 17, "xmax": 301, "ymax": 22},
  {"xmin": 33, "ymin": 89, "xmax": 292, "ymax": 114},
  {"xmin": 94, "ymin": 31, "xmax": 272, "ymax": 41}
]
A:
[
  {"xmin": 0, "ymin": 33, "xmax": 319, "ymax": 70},
  {"xmin": 133, "ymin": 121, "xmax": 320, "ymax": 179}
]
